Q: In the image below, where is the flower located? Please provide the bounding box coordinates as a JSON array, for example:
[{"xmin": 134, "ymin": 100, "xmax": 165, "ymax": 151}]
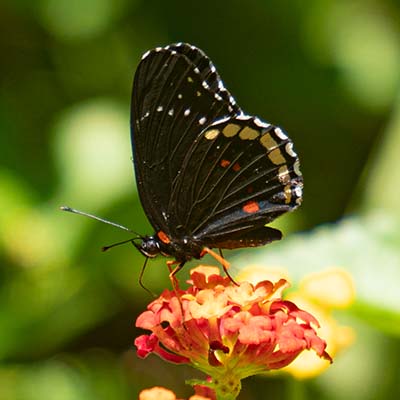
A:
[
  {"xmin": 283, "ymin": 268, "xmax": 355, "ymax": 379},
  {"xmin": 135, "ymin": 266, "xmax": 331, "ymax": 399},
  {"xmin": 138, "ymin": 385, "xmax": 213, "ymax": 400},
  {"xmin": 139, "ymin": 387, "xmax": 177, "ymax": 400},
  {"xmin": 237, "ymin": 265, "xmax": 355, "ymax": 379}
]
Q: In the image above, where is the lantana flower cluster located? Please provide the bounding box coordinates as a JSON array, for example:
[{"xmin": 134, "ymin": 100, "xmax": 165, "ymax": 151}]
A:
[{"xmin": 135, "ymin": 266, "xmax": 331, "ymax": 399}]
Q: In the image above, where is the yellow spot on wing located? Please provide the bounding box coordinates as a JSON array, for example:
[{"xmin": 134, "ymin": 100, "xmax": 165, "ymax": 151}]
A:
[
  {"xmin": 205, "ymin": 129, "xmax": 220, "ymax": 140},
  {"xmin": 222, "ymin": 124, "xmax": 241, "ymax": 137},
  {"xmin": 268, "ymin": 148, "xmax": 286, "ymax": 165},
  {"xmin": 239, "ymin": 126, "xmax": 259, "ymax": 140},
  {"xmin": 284, "ymin": 184, "xmax": 292, "ymax": 204},
  {"xmin": 187, "ymin": 76, "xmax": 193, "ymax": 82},
  {"xmin": 260, "ymin": 133, "xmax": 278, "ymax": 150},
  {"xmin": 278, "ymin": 165, "xmax": 290, "ymax": 183}
]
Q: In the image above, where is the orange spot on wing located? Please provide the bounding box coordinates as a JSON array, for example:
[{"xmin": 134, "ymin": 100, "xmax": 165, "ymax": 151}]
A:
[
  {"xmin": 243, "ymin": 200, "xmax": 260, "ymax": 214},
  {"xmin": 233, "ymin": 162, "xmax": 241, "ymax": 171},
  {"xmin": 157, "ymin": 230, "xmax": 171, "ymax": 244},
  {"xmin": 220, "ymin": 159, "xmax": 231, "ymax": 168}
]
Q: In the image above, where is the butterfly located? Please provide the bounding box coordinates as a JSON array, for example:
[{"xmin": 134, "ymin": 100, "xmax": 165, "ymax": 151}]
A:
[{"xmin": 129, "ymin": 43, "xmax": 303, "ymax": 278}]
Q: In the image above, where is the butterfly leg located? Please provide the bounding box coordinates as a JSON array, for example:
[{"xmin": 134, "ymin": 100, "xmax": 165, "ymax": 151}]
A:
[
  {"xmin": 201, "ymin": 247, "xmax": 239, "ymax": 285},
  {"xmin": 166, "ymin": 260, "xmax": 188, "ymax": 324},
  {"xmin": 131, "ymin": 244, "xmax": 157, "ymax": 297},
  {"xmin": 167, "ymin": 260, "xmax": 185, "ymax": 291}
]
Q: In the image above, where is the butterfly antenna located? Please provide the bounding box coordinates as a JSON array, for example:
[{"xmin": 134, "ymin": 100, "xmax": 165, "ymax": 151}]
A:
[
  {"xmin": 60, "ymin": 205, "xmax": 143, "ymax": 237},
  {"xmin": 102, "ymin": 238, "xmax": 141, "ymax": 252}
]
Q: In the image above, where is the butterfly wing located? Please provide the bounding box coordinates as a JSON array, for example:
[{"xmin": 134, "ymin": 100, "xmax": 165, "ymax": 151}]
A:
[
  {"xmin": 168, "ymin": 115, "xmax": 303, "ymax": 247},
  {"xmin": 131, "ymin": 43, "xmax": 240, "ymax": 232}
]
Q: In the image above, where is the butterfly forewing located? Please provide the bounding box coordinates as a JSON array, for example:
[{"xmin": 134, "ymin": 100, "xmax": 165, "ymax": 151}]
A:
[
  {"xmin": 131, "ymin": 44, "xmax": 240, "ymax": 232},
  {"xmin": 164, "ymin": 43, "xmax": 240, "ymax": 113}
]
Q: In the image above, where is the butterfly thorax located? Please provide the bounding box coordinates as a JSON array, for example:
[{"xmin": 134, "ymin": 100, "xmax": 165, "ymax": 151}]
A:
[{"xmin": 139, "ymin": 233, "xmax": 203, "ymax": 263}]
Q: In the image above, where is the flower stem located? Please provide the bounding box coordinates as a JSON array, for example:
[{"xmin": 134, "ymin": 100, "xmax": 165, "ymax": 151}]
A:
[
  {"xmin": 287, "ymin": 377, "xmax": 306, "ymax": 400},
  {"xmin": 213, "ymin": 373, "xmax": 242, "ymax": 400}
]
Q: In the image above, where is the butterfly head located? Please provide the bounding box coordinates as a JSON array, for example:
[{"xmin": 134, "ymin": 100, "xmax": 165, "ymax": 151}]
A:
[{"xmin": 134, "ymin": 236, "xmax": 161, "ymax": 258}]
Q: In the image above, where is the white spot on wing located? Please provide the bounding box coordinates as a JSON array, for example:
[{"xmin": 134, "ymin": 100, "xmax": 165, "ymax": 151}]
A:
[
  {"xmin": 140, "ymin": 111, "xmax": 150, "ymax": 121},
  {"xmin": 210, "ymin": 116, "xmax": 231, "ymax": 126},
  {"xmin": 157, "ymin": 106, "xmax": 163, "ymax": 112},
  {"xmin": 294, "ymin": 186, "xmax": 302, "ymax": 197},
  {"xmin": 184, "ymin": 108, "xmax": 191, "ymax": 116},
  {"xmin": 285, "ymin": 142, "xmax": 297, "ymax": 157},
  {"xmin": 236, "ymin": 114, "xmax": 251, "ymax": 121},
  {"xmin": 199, "ymin": 117, "xmax": 207, "ymax": 125},
  {"xmin": 141, "ymin": 50, "xmax": 150, "ymax": 60},
  {"xmin": 202, "ymin": 81, "xmax": 209, "ymax": 89},
  {"xmin": 254, "ymin": 117, "xmax": 270, "ymax": 128},
  {"xmin": 168, "ymin": 109, "xmax": 174, "ymax": 116},
  {"xmin": 215, "ymin": 93, "xmax": 223, "ymax": 101},
  {"xmin": 194, "ymin": 67, "xmax": 200, "ymax": 74},
  {"xmin": 178, "ymin": 94, "xmax": 183, "ymax": 99},
  {"xmin": 275, "ymin": 127, "xmax": 288, "ymax": 140}
]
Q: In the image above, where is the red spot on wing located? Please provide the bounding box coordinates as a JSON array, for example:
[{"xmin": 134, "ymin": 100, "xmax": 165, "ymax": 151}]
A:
[
  {"xmin": 242, "ymin": 200, "xmax": 260, "ymax": 214},
  {"xmin": 157, "ymin": 230, "xmax": 171, "ymax": 244},
  {"xmin": 233, "ymin": 162, "xmax": 241, "ymax": 172},
  {"xmin": 220, "ymin": 159, "xmax": 231, "ymax": 168}
]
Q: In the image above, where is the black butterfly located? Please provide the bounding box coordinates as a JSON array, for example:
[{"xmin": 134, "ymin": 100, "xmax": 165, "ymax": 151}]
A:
[
  {"xmin": 62, "ymin": 43, "xmax": 303, "ymax": 281},
  {"xmin": 130, "ymin": 43, "xmax": 303, "ymax": 276}
]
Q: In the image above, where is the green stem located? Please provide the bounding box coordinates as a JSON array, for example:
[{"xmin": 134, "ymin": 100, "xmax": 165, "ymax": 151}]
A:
[
  {"xmin": 213, "ymin": 373, "xmax": 242, "ymax": 400},
  {"xmin": 286, "ymin": 377, "xmax": 306, "ymax": 400}
]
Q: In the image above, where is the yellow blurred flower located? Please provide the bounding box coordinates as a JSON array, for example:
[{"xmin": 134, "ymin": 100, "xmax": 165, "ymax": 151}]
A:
[
  {"xmin": 237, "ymin": 266, "xmax": 355, "ymax": 379},
  {"xmin": 138, "ymin": 385, "xmax": 213, "ymax": 400},
  {"xmin": 139, "ymin": 387, "xmax": 177, "ymax": 400}
]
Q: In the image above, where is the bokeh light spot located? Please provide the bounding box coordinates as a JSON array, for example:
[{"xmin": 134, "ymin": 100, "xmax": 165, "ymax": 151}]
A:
[
  {"xmin": 53, "ymin": 98, "xmax": 133, "ymax": 209},
  {"xmin": 39, "ymin": 0, "xmax": 127, "ymax": 40}
]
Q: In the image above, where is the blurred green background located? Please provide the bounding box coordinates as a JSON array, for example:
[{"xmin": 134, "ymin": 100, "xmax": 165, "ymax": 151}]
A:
[{"xmin": 1, "ymin": 0, "xmax": 400, "ymax": 399}]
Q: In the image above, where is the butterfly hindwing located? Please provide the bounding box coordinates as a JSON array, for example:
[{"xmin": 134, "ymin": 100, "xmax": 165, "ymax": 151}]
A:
[{"xmin": 168, "ymin": 116, "xmax": 303, "ymax": 246}]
